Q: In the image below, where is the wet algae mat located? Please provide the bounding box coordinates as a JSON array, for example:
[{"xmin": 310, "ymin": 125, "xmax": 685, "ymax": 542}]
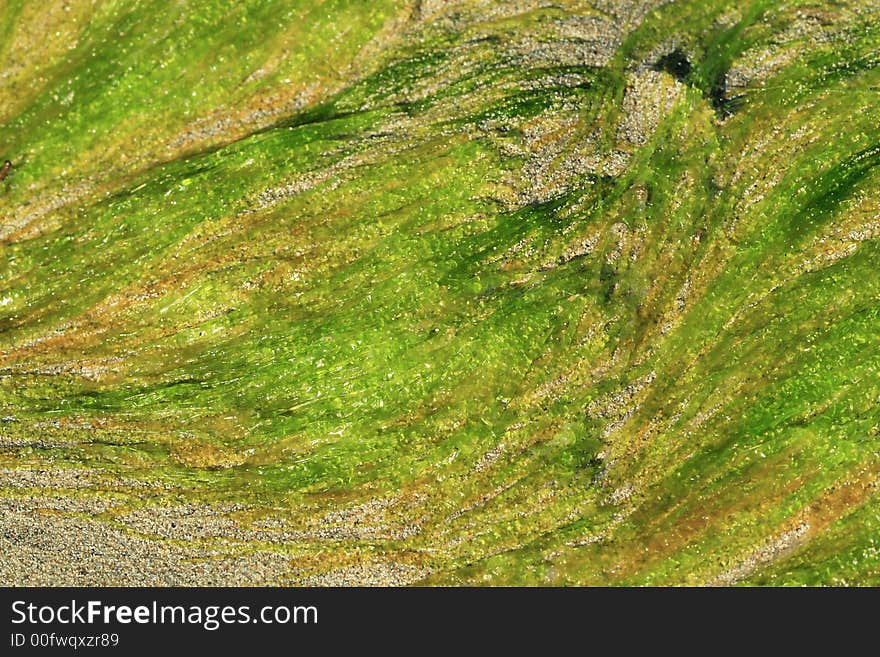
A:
[{"xmin": 1, "ymin": 0, "xmax": 879, "ymax": 585}]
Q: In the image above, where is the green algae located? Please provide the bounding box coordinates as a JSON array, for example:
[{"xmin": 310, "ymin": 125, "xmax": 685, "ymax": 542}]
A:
[{"xmin": 1, "ymin": 0, "xmax": 880, "ymax": 585}]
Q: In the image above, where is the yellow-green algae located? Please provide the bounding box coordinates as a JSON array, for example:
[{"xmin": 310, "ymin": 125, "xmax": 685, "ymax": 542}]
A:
[{"xmin": 1, "ymin": 0, "xmax": 880, "ymax": 585}]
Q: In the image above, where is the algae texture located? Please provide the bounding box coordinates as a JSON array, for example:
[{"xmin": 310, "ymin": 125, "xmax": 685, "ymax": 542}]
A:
[{"xmin": 1, "ymin": 0, "xmax": 879, "ymax": 585}]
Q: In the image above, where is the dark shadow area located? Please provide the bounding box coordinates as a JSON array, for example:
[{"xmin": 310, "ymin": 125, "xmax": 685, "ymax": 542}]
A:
[{"xmin": 653, "ymin": 49, "xmax": 692, "ymax": 81}]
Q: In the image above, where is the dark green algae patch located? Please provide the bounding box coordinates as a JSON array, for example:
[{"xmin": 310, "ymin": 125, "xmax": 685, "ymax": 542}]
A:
[{"xmin": 1, "ymin": 0, "xmax": 880, "ymax": 585}]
